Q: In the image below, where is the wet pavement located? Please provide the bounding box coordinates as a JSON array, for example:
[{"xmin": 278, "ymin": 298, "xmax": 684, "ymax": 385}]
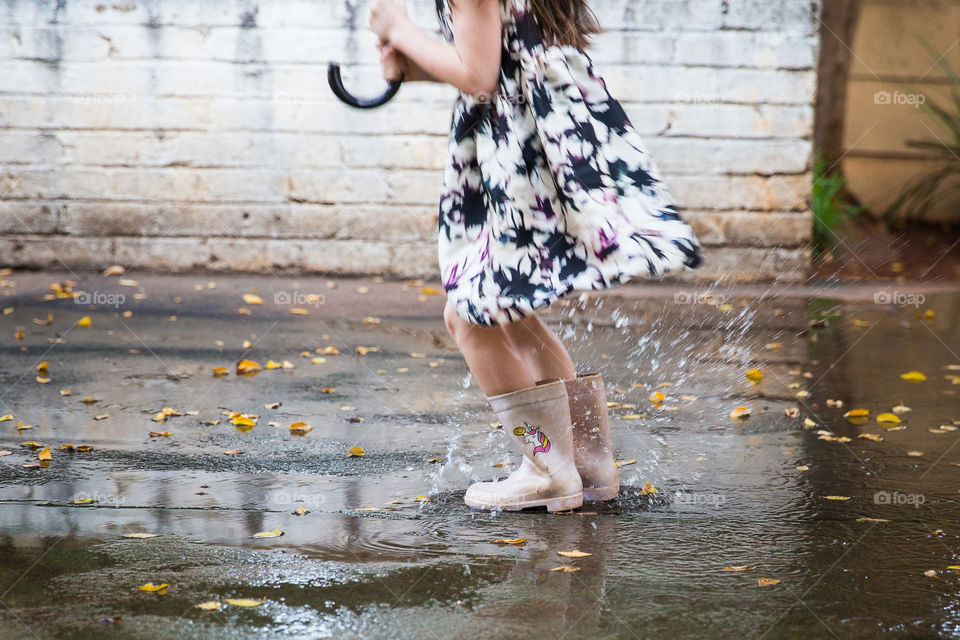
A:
[{"xmin": 1, "ymin": 271, "xmax": 960, "ymax": 639}]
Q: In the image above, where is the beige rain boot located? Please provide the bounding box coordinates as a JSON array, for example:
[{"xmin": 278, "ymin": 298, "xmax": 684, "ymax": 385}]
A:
[
  {"xmin": 464, "ymin": 379, "xmax": 583, "ymax": 512},
  {"xmin": 559, "ymin": 373, "xmax": 620, "ymax": 501}
]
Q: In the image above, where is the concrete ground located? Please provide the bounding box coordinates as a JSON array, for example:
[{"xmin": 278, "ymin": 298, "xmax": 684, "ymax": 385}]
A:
[{"xmin": 2, "ymin": 271, "xmax": 960, "ymax": 639}]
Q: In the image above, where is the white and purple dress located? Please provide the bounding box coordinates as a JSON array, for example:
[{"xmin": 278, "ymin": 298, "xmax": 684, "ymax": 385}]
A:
[{"xmin": 437, "ymin": 0, "xmax": 703, "ymax": 326}]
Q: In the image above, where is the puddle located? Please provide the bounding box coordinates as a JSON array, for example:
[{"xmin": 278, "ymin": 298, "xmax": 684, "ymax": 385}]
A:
[{"xmin": 1, "ymin": 278, "xmax": 959, "ymax": 638}]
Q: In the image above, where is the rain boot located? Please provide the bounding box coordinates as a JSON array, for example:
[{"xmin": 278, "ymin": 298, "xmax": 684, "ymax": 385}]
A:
[
  {"xmin": 558, "ymin": 373, "xmax": 620, "ymax": 501},
  {"xmin": 464, "ymin": 379, "xmax": 583, "ymax": 512}
]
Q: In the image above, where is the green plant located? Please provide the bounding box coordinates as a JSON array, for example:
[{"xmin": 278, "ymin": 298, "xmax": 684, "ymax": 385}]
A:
[
  {"xmin": 885, "ymin": 35, "xmax": 960, "ymax": 226},
  {"xmin": 811, "ymin": 154, "xmax": 865, "ymax": 260}
]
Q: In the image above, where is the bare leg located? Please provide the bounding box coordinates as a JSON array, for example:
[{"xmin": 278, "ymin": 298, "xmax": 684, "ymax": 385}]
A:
[
  {"xmin": 501, "ymin": 314, "xmax": 576, "ymax": 382},
  {"xmin": 443, "ymin": 302, "xmax": 536, "ymax": 397}
]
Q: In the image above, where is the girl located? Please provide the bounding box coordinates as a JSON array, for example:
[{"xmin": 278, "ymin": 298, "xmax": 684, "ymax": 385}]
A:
[{"xmin": 369, "ymin": 0, "xmax": 702, "ymax": 512}]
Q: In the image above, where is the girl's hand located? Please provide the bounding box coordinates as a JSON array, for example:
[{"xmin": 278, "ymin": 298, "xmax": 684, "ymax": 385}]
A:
[
  {"xmin": 378, "ymin": 42, "xmax": 403, "ymax": 82},
  {"xmin": 369, "ymin": 0, "xmax": 409, "ymax": 43}
]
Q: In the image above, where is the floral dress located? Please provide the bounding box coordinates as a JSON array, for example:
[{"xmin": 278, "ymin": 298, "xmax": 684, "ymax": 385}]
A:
[{"xmin": 436, "ymin": 0, "xmax": 703, "ymax": 327}]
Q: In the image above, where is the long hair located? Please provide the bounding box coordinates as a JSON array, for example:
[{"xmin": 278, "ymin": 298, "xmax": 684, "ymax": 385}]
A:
[
  {"xmin": 528, "ymin": 0, "xmax": 601, "ymax": 49},
  {"xmin": 447, "ymin": 0, "xmax": 602, "ymax": 50}
]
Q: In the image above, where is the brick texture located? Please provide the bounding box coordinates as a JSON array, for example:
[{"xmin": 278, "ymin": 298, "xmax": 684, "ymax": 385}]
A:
[{"xmin": 0, "ymin": 0, "xmax": 818, "ymax": 281}]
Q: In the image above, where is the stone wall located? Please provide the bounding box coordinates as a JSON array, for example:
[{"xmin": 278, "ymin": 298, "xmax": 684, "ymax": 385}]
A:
[{"xmin": 0, "ymin": 0, "xmax": 819, "ymax": 281}]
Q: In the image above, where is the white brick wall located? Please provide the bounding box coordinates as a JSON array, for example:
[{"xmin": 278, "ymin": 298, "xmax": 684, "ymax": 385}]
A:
[{"xmin": 0, "ymin": 0, "xmax": 819, "ymax": 280}]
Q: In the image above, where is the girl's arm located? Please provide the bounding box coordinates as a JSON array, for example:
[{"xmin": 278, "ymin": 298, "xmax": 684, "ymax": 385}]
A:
[{"xmin": 370, "ymin": 0, "xmax": 502, "ymax": 97}]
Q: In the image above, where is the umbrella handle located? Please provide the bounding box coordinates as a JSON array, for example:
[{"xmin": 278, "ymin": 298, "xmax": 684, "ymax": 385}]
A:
[{"xmin": 327, "ymin": 63, "xmax": 402, "ymax": 109}]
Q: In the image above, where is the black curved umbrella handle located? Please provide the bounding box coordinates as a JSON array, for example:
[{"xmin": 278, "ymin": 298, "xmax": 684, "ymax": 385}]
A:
[{"xmin": 327, "ymin": 63, "xmax": 402, "ymax": 109}]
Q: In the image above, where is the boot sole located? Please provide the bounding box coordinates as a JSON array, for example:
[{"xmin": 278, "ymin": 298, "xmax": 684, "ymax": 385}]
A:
[
  {"xmin": 465, "ymin": 492, "xmax": 583, "ymax": 512},
  {"xmin": 582, "ymin": 485, "xmax": 619, "ymax": 502}
]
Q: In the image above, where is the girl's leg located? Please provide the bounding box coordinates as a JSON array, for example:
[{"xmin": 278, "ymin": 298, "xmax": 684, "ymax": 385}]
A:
[
  {"xmin": 443, "ymin": 302, "xmax": 536, "ymax": 397},
  {"xmin": 500, "ymin": 314, "xmax": 576, "ymax": 382}
]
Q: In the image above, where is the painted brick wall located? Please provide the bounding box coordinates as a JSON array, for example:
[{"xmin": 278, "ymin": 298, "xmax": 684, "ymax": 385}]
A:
[{"xmin": 0, "ymin": 0, "xmax": 819, "ymax": 281}]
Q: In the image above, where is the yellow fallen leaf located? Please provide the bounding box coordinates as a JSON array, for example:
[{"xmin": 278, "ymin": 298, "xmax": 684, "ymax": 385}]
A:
[
  {"xmin": 232, "ymin": 415, "xmax": 255, "ymax": 427},
  {"xmin": 76, "ymin": 316, "xmax": 91, "ymax": 327},
  {"xmin": 621, "ymin": 414, "xmax": 644, "ymax": 420},
  {"xmin": 253, "ymin": 528, "xmax": 283, "ymax": 539},
  {"xmin": 551, "ymin": 566, "xmax": 581, "ymax": 572},
  {"xmin": 892, "ymin": 404, "xmax": 912, "ymax": 414},
  {"xmin": 347, "ymin": 446, "xmax": 365, "ymax": 457},
  {"xmin": 225, "ymin": 597, "xmax": 265, "ymax": 607},
  {"xmin": 290, "ymin": 308, "xmax": 308, "ymax": 316},
  {"xmin": 123, "ymin": 533, "xmax": 162, "ymax": 539},
  {"xmin": 266, "ymin": 359, "xmax": 283, "ymax": 370},
  {"xmin": 876, "ymin": 413, "xmax": 901, "ymax": 425},
  {"xmin": 289, "ymin": 421, "xmax": 312, "ymax": 434},
  {"xmin": 138, "ymin": 582, "xmax": 168, "ymax": 592},
  {"xmin": 729, "ymin": 406, "xmax": 751, "ymax": 419},
  {"xmin": 149, "ymin": 431, "xmax": 172, "ymax": 437},
  {"xmin": 757, "ymin": 578, "xmax": 780, "ymax": 586},
  {"xmin": 615, "ymin": 459, "xmax": 636, "ymax": 467},
  {"xmin": 242, "ymin": 293, "xmax": 263, "ymax": 305},
  {"xmin": 803, "ymin": 418, "xmax": 816, "ymax": 428},
  {"xmin": 20, "ymin": 441, "xmax": 45, "ymax": 448},
  {"xmin": 858, "ymin": 433, "xmax": 884, "ymax": 442},
  {"xmin": 16, "ymin": 421, "xmax": 33, "ymax": 431},
  {"xmin": 900, "ymin": 371, "xmax": 926, "ymax": 382},
  {"xmin": 212, "ymin": 367, "xmax": 229, "ymax": 377},
  {"xmin": 294, "ymin": 504, "xmax": 308, "ymax": 515},
  {"xmin": 419, "ymin": 286, "xmax": 443, "ymax": 296},
  {"xmin": 558, "ymin": 550, "xmax": 592, "ymax": 558},
  {"xmin": 82, "ymin": 397, "xmax": 97, "ymax": 404},
  {"xmin": 649, "ymin": 391, "xmax": 665, "ymax": 404},
  {"xmin": 72, "ymin": 498, "xmax": 95, "ymax": 504},
  {"xmin": 37, "ymin": 447, "xmax": 51, "ymax": 461},
  {"xmin": 639, "ymin": 482, "xmax": 658, "ymax": 495},
  {"xmin": 264, "ymin": 402, "xmax": 280, "ymax": 410},
  {"xmin": 722, "ymin": 565, "xmax": 754, "ymax": 571},
  {"xmin": 856, "ymin": 517, "xmax": 890, "ymax": 523},
  {"xmin": 413, "ymin": 495, "xmax": 432, "ymax": 502},
  {"xmin": 825, "ymin": 495, "xmax": 850, "ymax": 500},
  {"xmin": 236, "ymin": 359, "xmax": 261, "ymax": 374},
  {"xmin": 0, "ymin": 414, "xmax": 12, "ymax": 422},
  {"xmin": 0, "ymin": 450, "xmax": 11, "ymax": 457},
  {"xmin": 796, "ymin": 465, "xmax": 809, "ymax": 471},
  {"xmin": 36, "ymin": 376, "xmax": 50, "ymax": 384},
  {"xmin": 196, "ymin": 601, "xmax": 222, "ymax": 610},
  {"xmin": 224, "ymin": 449, "xmax": 243, "ymax": 455},
  {"xmin": 844, "ymin": 408, "xmax": 870, "ymax": 418},
  {"xmin": 907, "ymin": 450, "xmax": 924, "ymax": 457},
  {"xmin": 493, "ymin": 538, "xmax": 526, "ymax": 545},
  {"xmin": 745, "ymin": 368, "xmax": 763, "ymax": 383}
]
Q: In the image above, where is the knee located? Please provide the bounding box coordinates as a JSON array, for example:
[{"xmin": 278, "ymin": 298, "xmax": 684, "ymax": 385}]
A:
[{"xmin": 443, "ymin": 301, "xmax": 464, "ymax": 343}]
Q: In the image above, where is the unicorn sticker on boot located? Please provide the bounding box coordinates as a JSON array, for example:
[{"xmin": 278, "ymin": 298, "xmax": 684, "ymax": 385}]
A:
[{"xmin": 513, "ymin": 422, "xmax": 551, "ymax": 455}]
